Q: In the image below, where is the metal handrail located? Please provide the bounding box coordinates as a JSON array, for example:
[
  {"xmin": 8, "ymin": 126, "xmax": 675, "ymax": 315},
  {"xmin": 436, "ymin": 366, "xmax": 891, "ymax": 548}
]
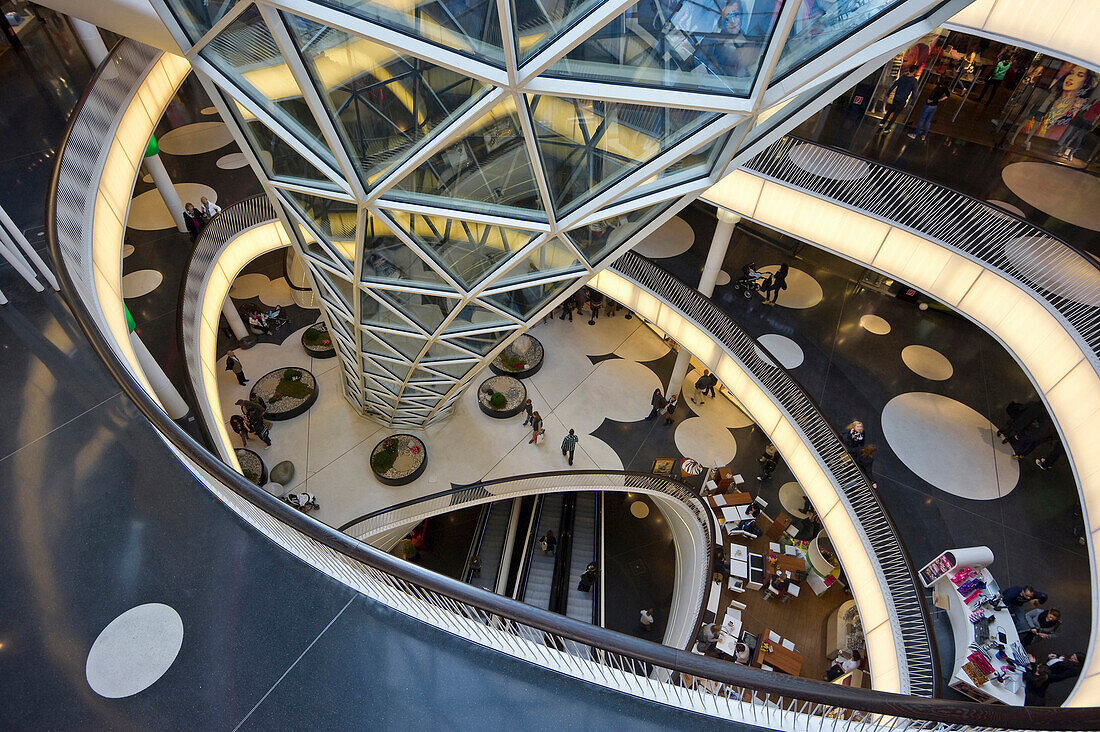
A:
[
  {"xmin": 609, "ymin": 250, "xmax": 938, "ymax": 697},
  {"xmin": 743, "ymin": 136, "xmax": 1100, "ymax": 364},
  {"xmin": 45, "ymin": 38, "xmax": 1100, "ymax": 729}
]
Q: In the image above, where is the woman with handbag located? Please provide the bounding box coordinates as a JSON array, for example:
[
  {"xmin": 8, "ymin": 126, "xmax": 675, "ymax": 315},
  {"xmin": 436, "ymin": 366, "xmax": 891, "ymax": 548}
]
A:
[{"xmin": 529, "ymin": 411, "xmax": 544, "ymax": 445}]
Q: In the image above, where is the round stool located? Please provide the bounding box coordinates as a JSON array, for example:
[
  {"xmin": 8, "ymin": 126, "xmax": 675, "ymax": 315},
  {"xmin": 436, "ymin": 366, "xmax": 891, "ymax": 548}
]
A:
[{"xmin": 269, "ymin": 460, "xmax": 295, "ymax": 486}]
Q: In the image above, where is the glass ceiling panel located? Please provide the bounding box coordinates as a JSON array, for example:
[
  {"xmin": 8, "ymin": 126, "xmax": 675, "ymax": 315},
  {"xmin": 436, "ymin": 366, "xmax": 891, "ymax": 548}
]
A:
[
  {"xmin": 441, "ymin": 302, "xmax": 512, "ymax": 333},
  {"xmin": 285, "ymin": 14, "xmax": 488, "ymax": 187},
  {"xmin": 775, "ymin": 0, "xmax": 903, "ymax": 81},
  {"xmin": 386, "ymin": 209, "xmax": 541, "ymax": 289},
  {"xmin": 481, "ymin": 272, "xmax": 582, "ymax": 319},
  {"xmin": 360, "ymin": 291, "xmax": 419, "ymax": 332},
  {"xmin": 442, "ymin": 327, "xmax": 515, "ymax": 355},
  {"xmin": 163, "ymin": 0, "xmax": 242, "ymax": 44},
  {"xmin": 233, "ymin": 101, "xmax": 342, "ymax": 189},
  {"xmin": 489, "ymin": 237, "xmax": 582, "ymax": 287},
  {"xmin": 390, "ymin": 97, "xmax": 547, "ymax": 222},
  {"xmin": 565, "ymin": 201, "xmax": 670, "ymax": 266},
  {"xmin": 374, "ymin": 287, "xmax": 458, "ymax": 333},
  {"xmin": 528, "ymin": 94, "xmax": 716, "ymax": 214},
  {"xmin": 310, "ymin": 0, "xmax": 503, "ymax": 64},
  {"xmin": 285, "ymin": 191, "xmax": 357, "ymax": 266},
  {"xmin": 203, "ymin": 6, "xmax": 335, "ymax": 161},
  {"xmin": 512, "ymin": 0, "xmax": 603, "ymax": 62},
  {"xmin": 360, "ymin": 213, "xmax": 451, "ymax": 290},
  {"xmin": 547, "ymin": 0, "xmax": 781, "ymax": 96}
]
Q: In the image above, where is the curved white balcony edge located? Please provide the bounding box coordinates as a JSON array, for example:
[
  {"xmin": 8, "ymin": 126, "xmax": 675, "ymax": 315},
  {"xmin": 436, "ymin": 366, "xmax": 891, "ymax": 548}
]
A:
[{"xmin": 702, "ymin": 169, "xmax": 1100, "ymax": 706}]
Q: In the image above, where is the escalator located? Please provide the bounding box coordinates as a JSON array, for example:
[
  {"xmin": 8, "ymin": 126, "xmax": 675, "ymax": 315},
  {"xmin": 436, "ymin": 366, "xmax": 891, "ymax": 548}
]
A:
[
  {"xmin": 464, "ymin": 499, "xmax": 514, "ymax": 592},
  {"xmin": 517, "ymin": 493, "xmax": 565, "ymax": 611},
  {"xmin": 564, "ymin": 492, "xmax": 599, "ymax": 625}
]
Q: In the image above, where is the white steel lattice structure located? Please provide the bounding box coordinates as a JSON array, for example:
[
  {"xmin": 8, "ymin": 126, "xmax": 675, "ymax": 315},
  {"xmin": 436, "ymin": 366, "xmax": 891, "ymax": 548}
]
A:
[{"xmin": 151, "ymin": 0, "xmax": 964, "ymax": 426}]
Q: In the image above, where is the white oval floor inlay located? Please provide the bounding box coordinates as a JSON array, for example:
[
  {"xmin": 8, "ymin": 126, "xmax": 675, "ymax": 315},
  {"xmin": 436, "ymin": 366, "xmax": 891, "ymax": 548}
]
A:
[
  {"xmin": 1002, "ymin": 161, "xmax": 1100, "ymax": 231},
  {"xmin": 141, "ymin": 173, "xmax": 153, "ymax": 183},
  {"xmin": 778, "ymin": 481, "xmax": 809, "ymax": 518},
  {"xmin": 859, "ymin": 314, "xmax": 891, "ymax": 335},
  {"xmin": 756, "ymin": 265, "xmax": 823, "ymax": 308},
  {"xmin": 787, "ymin": 142, "xmax": 871, "ymax": 181},
  {"xmin": 228, "ymin": 273, "xmax": 296, "ymax": 308},
  {"xmin": 756, "ymin": 334, "xmax": 804, "ymax": 369},
  {"xmin": 217, "ymin": 152, "xmax": 250, "ymax": 170},
  {"xmin": 86, "ymin": 603, "xmax": 183, "ymax": 698},
  {"xmin": 631, "ymin": 216, "xmax": 695, "ymax": 258},
  {"xmin": 901, "ymin": 345, "xmax": 953, "ymax": 381},
  {"xmin": 157, "ymin": 122, "xmax": 236, "ymax": 155},
  {"xmin": 122, "ymin": 269, "xmax": 163, "ymax": 298},
  {"xmin": 881, "ymin": 392, "xmax": 1019, "ymax": 500},
  {"xmin": 555, "ymin": 358, "xmax": 661, "ymax": 436},
  {"xmin": 630, "ymin": 500, "xmax": 651, "ymax": 518},
  {"xmin": 122, "ymin": 244, "xmax": 135, "ymax": 258},
  {"xmin": 200, "ymin": 106, "xmax": 217, "ymax": 116},
  {"xmin": 987, "ymin": 199, "xmax": 1025, "ymax": 218},
  {"xmin": 615, "ymin": 324, "xmax": 670, "ymax": 363},
  {"xmin": 674, "ymin": 416, "xmax": 736, "ymax": 468},
  {"xmin": 127, "ymin": 183, "xmax": 217, "ymax": 230},
  {"xmin": 683, "ymin": 369, "xmax": 754, "ymax": 428},
  {"xmin": 715, "ymin": 270, "xmax": 731, "ymax": 286}
]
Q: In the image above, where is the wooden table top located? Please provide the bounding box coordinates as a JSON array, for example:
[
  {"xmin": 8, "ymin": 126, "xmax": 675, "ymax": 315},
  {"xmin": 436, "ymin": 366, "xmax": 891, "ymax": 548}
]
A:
[
  {"xmin": 764, "ymin": 552, "xmax": 806, "ymax": 579},
  {"xmin": 753, "ymin": 630, "xmax": 803, "ymax": 676},
  {"xmin": 707, "ymin": 491, "xmax": 752, "ymax": 508}
]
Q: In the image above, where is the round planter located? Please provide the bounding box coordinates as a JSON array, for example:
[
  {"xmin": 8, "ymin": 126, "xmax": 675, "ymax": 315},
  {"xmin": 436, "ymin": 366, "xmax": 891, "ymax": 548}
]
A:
[
  {"xmin": 235, "ymin": 448, "xmax": 267, "ymax": 486},
  {"xmin": 371, "ymin": 434, "xmax": 427, "ymax": 486},
  {"xmin": 301, "ymin": 322, "xmax": 337, "ymax": 359},
  {"xmin": 489, "ymin": 334, "xmax": 544, "ymax": 379},
  {"xmin": 250, "ymin": 367, "xmax": 318, "ymax": 421},
  {"xmin": 477, "ymin": 375, "xmax": 527, "ymax": 418}
]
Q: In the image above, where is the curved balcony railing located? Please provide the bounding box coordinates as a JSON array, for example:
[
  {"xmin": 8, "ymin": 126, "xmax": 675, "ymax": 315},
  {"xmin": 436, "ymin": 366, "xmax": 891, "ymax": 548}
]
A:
[
  {"xmin": 744, "ymin": 136, "xmax": 1100, "ymax": 366},
  {"xmin": 47, "ymin": 38, "xmax": 1100, "ymax": 729}
]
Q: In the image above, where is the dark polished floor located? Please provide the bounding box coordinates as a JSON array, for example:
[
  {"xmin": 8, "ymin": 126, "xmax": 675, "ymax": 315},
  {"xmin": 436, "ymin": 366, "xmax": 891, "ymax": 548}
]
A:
[{"xmin": 661, "ymin": 202, "xmax": 1090, "ymax": 703}]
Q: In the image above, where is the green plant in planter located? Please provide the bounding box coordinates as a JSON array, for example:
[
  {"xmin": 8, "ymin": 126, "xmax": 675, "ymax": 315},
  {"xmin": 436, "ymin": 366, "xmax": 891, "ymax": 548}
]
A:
[
  {"xmin": 499, "ymin": 350, "xmax": 526, "ymax": 371},
  {"xmin": 275, "ymin": 369, "xmax": 314, "ymax": 400},
  {"xmin": 303, "ymin": 326, "xmax": 331, "ymax": 349},
  {"xmin": 243, "ymin": 469, "xmax": 259, "ymax": 483},
  {"xmin": 489, "ymin": 391, "xmax": 507, "ymax": 410},
  {"xmin": 372, "ymin": 438, "xmax": 399, "ymax": 474}
]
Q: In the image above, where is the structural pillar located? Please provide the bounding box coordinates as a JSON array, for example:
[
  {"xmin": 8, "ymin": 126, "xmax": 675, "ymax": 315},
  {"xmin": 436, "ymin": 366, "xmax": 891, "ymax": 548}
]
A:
[
  {"xmin": 142, "ymin": 136, "xmax": 188, "ymax": 233},
  {"xmin": 69, "ymin": 17, "xmax": 109, "ymax": 67},
  {"xmin": 129, "ymin": 330, "xmax": 190, "ymax": 419},
  {"xmin": 666, "ymin": 209, "xmax": 741, "ymax": 397},
  {"xmin": 222, "ymin": 296, "xmax": 250, "ymax": 341},
  {"xmin": 0, "ymin": 203, "xmax": 59, "ymax": 290}
]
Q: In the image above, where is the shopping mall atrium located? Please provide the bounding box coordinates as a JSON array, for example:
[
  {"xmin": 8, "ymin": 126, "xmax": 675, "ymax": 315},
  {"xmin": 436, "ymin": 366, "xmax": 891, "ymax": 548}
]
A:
[{"xmin": 2, "ymin": 0, "xmax": 1100, "ymax": 727}]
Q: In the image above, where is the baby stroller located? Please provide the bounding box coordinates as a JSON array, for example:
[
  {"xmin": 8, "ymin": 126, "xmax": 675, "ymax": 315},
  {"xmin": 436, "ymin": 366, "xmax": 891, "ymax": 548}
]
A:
[
  {"xmin": 732, "ymin": 263, "xmax": 766, "ymax": 299},
  {"xmin": 282, "ymin": 491, "xmax": 320, "ymax": 514}
]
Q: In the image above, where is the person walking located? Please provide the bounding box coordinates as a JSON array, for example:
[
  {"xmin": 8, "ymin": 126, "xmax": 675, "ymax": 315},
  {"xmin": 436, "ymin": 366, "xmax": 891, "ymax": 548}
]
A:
[
  {"xmin": 225, "ymin": 349, "xmax": 247, "ymax": 385},
  {"xmin": 764, "ymin": 263, "xmax": 788, "ymax": 305},
  {"xmin": 645, "ymin": 388, "xmax": 666, "ymax": 420},
  {"xmin": 977, "ymin": 57, "xmax": 1011, "ymax": 106},
  {"xmin": 879, "ymin": 66, "xmax": 919, "ymax": 131},
  {"xmin": 639, "ymin": 608, "xmax": 655, "ymax": 632},
  {"xmin": 662, "ymin": 394, "xmax": 678, "ymax": 425},
  {"xmin": 588, "ymin": 289, "xmax": 603, "ymax": 325},
  {"xmin": 757, "ymin": 443, "xmax": 779, "ymax": 482},
  {"xmin": 578, "ymin": 562, "xmax": 597, "ymax": 592},
  {"xmin": 183, "ymin": 202, "xmax": 204, "ymax": 241},
  {"xmin": 691, "ymin": 370, "xmax": 715, "ymax": 404},
  {"xmin": 529, "ymin": 411, "xmax": 544, "ymax": 444},
  {"xmin": 561, "ymin": 428, "xmax": 579, "ymax": 465},
  {"xmin": 199, "ymin": 195, "xmax": 221, "ymax": 220},
  {"xmin": 559, "ymin": 298, "xmax": 574, "ymax": 321},
  {"xmin": 855, "ymin": 444, "xmax": 878, "ymax": 489},
  {"xmin": 909, "ymin": 83, "xmax": 950, "ymax": 140},
  {"xmin": 538, "ymin": 529, "xmax": 557, "ymax": 555},
  {"xmin": 522, "ymin": 398, "xmax": 534, "ymax": 426},
  {"xmin": 229, "ymin": 414, "xmax": 249, "ymax": 447}
]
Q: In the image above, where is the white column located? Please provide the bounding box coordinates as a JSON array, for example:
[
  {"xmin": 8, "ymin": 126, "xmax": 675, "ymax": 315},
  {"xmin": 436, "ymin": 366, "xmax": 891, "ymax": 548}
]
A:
[
  {"xmin": 666, "ymin": 210, "xmax": 740, "ymax": 397},
  {"xmin": 0, "ymin": 204, "xmax": 58, "ymax": 289},
  {"xmin": 129, "ymin": 332, "xmax": 190, "ymax": 419},
  {"xmin": 70, "ymin": 18, "xmax": 109, "ymax": 67},
  {"xmin": 222, "ymin": 297, "xmax": 250, "ymax": 340},
  {"xmin": 143, "ymin": 154, "xmax": 188, "ymax": 233}
]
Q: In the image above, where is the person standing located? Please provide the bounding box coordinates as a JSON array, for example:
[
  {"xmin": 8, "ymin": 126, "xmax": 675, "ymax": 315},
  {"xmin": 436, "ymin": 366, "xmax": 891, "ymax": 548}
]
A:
[
  {"xmin": 229, "ymin": 414, "xmax": 249, "ymax": 447},
  {"xmin": 1057, "ymin": 98, "xmax": 1100, "ymax": 160},
  {"xmin": 909, "ymin": 83, "xmax": 950, "ymax": 140},
  {"xmin": 639, "ymin": 608, "xmax": 654, "ymax": 632},
  {"xmin": 538, "ymin": 529, "xmax": 557, "ymax": 555},
  {"xmin": 662, "ymin": 394, "xmax": 678, "ymax": 425},
  {"xmin": 855, "ymin": 444, "xmax": 877, "ymax": 489},
  {"xmin": 225, "ymin": 349, "xmax": 247, "ymax": 385},
  {"xmin": 199, "ymin": 195, "xmax": 221, "ymax": 220},
  {"xmin": 842, "ymin": 420, "xmax": 865, "ymax": 454},
  {"xmin": 764, "ymin": 263, "xmax": 788, "ymax": 305},
  {"xmin": 588, "ymin": 289, "xmax": 603, "ymax": 325},
  {"xmin": 529, "ymin": 411, "xmax": 544, "ymax": 444},
  {"xmin": 691, "ymin": 370, "xmax": 715, "ymax": 404},
  {"xmin": 522, "ymin": 398, "xmax": 534, "ymax": 426},
  {"xmin": 757, "ymin": 443, "xmax": 779, "ymax": 482},
  {"xmin": 879, "ymin": 66, "xmax": 919, "ymax": 131},
  {"xmin": 561, "ymin": 428, "xmax": 579, "ymax": 465},
  {"xmin": 1017, "ymin": 607, "xmax": 1062, "ymax": 647},
  {"xmin": 645, "ymin": 388, "xmax": 666, "ymax": 421},
  {"xmin": 578, "ymin": 562, "xmax": 597, "ymax": 592},
  {"xmin": 183, "ymin": 202, "xmax": 204, "ymax": 241},
  {"xmin": 977, "ymin": 57, "xmax": 1012, "ymax": 106}
]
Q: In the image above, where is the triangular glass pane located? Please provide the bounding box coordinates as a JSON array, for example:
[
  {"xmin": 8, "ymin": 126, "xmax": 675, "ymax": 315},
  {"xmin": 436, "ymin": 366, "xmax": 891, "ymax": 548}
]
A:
[
  {"xmin": 422, "ymin": 339, "xmax": 478, "ymax": 361},
  {"xmin": 202, "ymin": 6, "xmax": 335, "ymax": 161},
  {"xmin": 547, "ymin": 0, "xmax": 781, "ymax": 96},
  {"xmin": 285, "ymin": 191, "xmax": 357, "ymax": 265},
  {"xmin": 565, "ymin": 202, "xmax": 669, "ymax": 266},
  {"xmin": 405, "ymin": 381, "xmax": 451, "ymax": 396},
  {"xmin": 423, "ymin": 361, "xmax": 476, "ymax": 379},
  {"xmin": 442, "ymin": 302, "xmax": 512, "ymax": 333},
  {"xmin": 281, "ymin": 199, "xmax": 348, "ymax": 269},
  {"xmin": 169, "ymin": 0, "xmax": 242, "ymax": 43},
  {"xmin": 360, "ymin": 291, "xmax": 419, "ymax": 333},
  {"xmin": 527, "ymin": 94, "xmax": 716, "ymax": 214},
  {"xmin": 374, "ymin": 287, "xmax": 458, "ymax": 333},
  {"xmin": 234, "ymin": 103, "xmax": 343, "ymax": 190},
  {"xmin": 285, "ymin": 14, "xmax": 489, "ymax": 187},
  {"xmin": 361, "ymin": 212, "xmax": 452, "ymax": 290},
  {"xmin": 390, "ymin": 97, "xmax": 547, "ymax": 222},
  {"xmin": 313, "ymin": 269, "xmax": 354, "ymax": 313},
  {"xmin": 512, "ymin": 0, "xmax": 603, "ymax": 63},
  {"xmin": 775, "ymin": 1, "xmax": 902, "ymax": 81},
  {"xmin": 363, "ymin": 356, "xmax": 404, "ymax": 381},
  {"xmin": 372, "ymin": 329, "xmax": 429, "ymax": 360},
  {"xmin": 386, "ymin": 209, "xmax": 540, "ymax": 289},
  {"xmin": 361, "ymin": 330, "xmax": 403, "ymax": 358},
  {"xmin": 372, "ymin": 377, "xmax": 404, "ymax": 396},
  {"xmin": 482, "ymin": 275, "xmax": 582, "ymax": 319},
  {"xmin": 489, "ymin": 237, "xmax": 582, "ymax": 287},
  {"xmin": 408, "ymin": 367, "xmax": 454, "ymax": 383},
  {"xmin": 305, "ymin": 0, "xmax": 503, "ymax": 65},
  {"xmin": 442, "ymin": 327, "xmax": 515, "ymax": 355}
]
